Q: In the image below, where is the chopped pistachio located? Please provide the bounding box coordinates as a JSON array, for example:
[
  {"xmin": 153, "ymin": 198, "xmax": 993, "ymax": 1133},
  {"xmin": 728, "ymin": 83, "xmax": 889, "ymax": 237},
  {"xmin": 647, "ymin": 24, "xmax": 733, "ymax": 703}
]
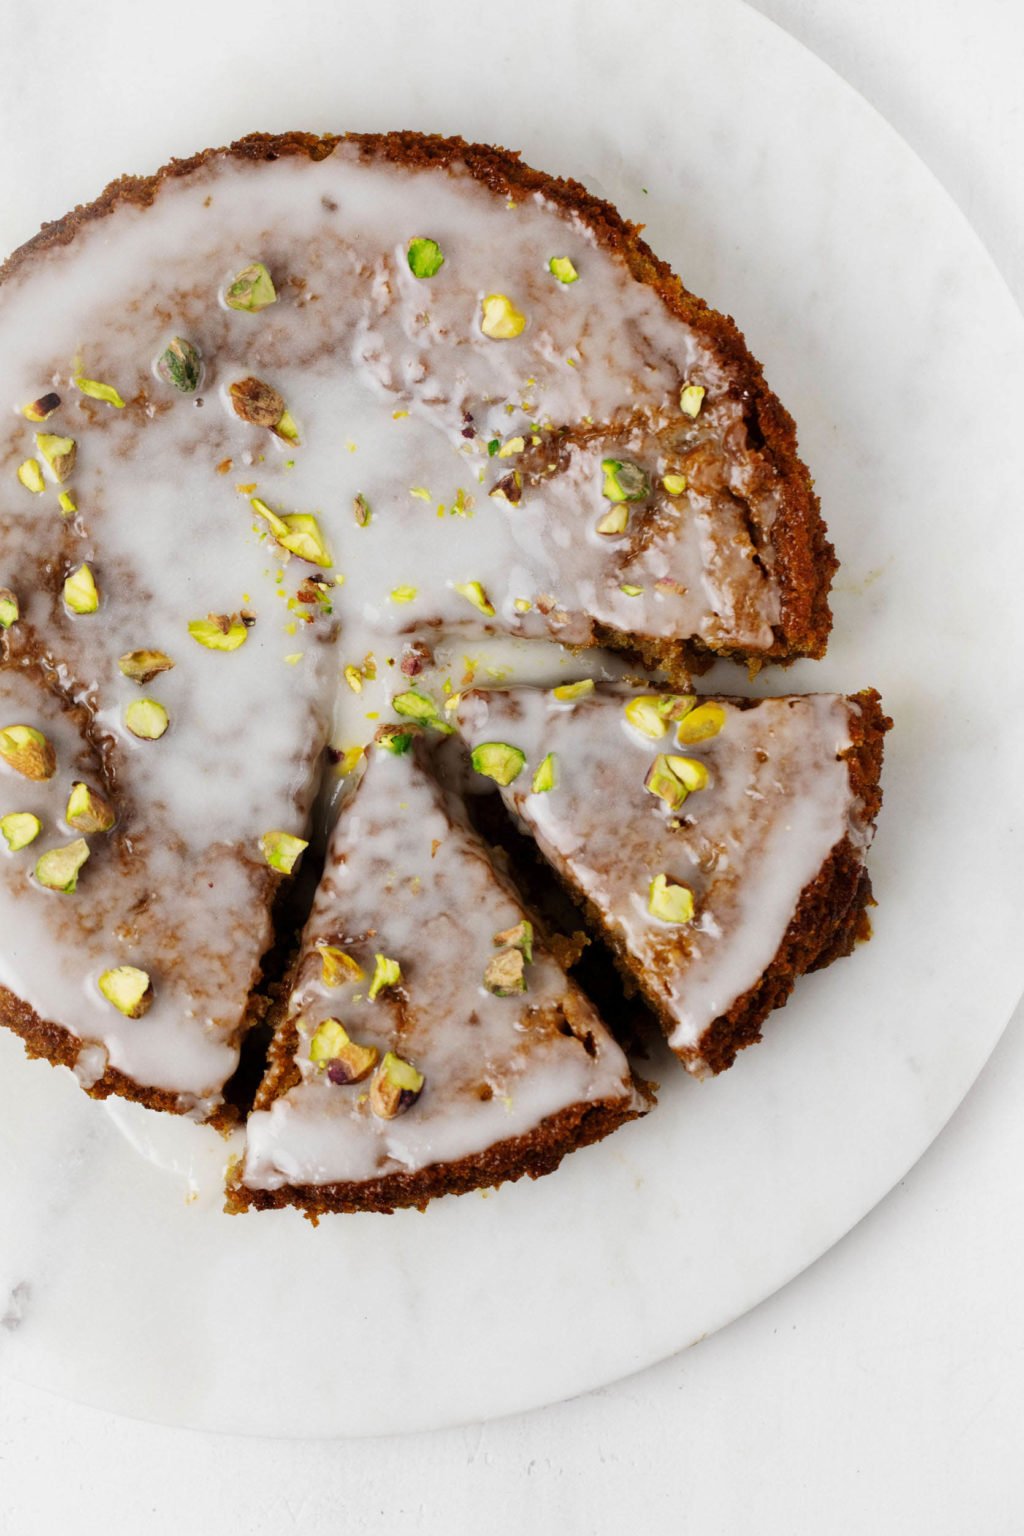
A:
[
  {"xmin": 497, "ymin": 436, "xmax": 525, "ymax": 458},
  {"xmin": 407, "ymin": 237, "xmax": 445, "ymax": 278},
  {"xmin": 66, "ymin": 781, "xmax": 116, "ymax": 834},
  {"xmin": 392, "ymin": 689, "xmax": 452, "ymax": 734},
  {"xmin": 493, "ymin": 919, "xmax": 534, "ymax": 962},
  {"xmin": 336, "ymin": 745, "xmax": 364, "ymax": 775},
  {"xmin": 118, "ymin": 650, "xmax": 175, "ymax": 685},
  {"xmin": 648, "ymin": 873, "xmax": 695, "ymax": 924},
  {"xmin": 188, "ymin": 615, "xmax": 249, "ymax": 651},
  {"xmin": 454, "ymin": 580, "xmax": 495, "ymax": 617},
  {"xmin": 662, "ymin": 473, "xmax": 688, "ymax": 495},
  {"xmin": 0, "ymin": 812, "xmax": 41, "ymax": 851},
  {"xmin": 409, "ymin": 486, "xmax": 431, "ymax": 502},
  {"xmin": 667, "ymin": 754, "xmax": 710, "ymax": 792},
  {"xmin": 601, "ymin": 458, "xmax": 649, "ymax": 502},
  {"xmin": 487, "ymin": 438, "xmax": 501, "ymax": 456},
  {"xmin": 35, "ymin": 434, "xmax": 76, "ymax": 483},
  {"xmin": 675, "ymin": 701, "xmax": 726, "ymax": 744},
  {"xmin": 548, "ymin": 256, "xmax": 579, "ymax": 284},
  {"xmin": 17, "ymin": 459, "xmax": 45, "ymax": 494},
  {"xmin": 390, "ymin": 585, "xmax": 417, "ymax": 604},
  {"xmin": 377, "ymin": 725, "xmax": 413, "ymax": 755},
  {"xmin": 623, "ymin": 693, "xmax": 696, "ymax": 740},
  {"xmin": 58, "ymin": 490, "xmax": 77, "ymax": 515},
  {"xmin": 275, "ymin": 409, "xmax": 300, "ymax": 444},
  {"xmin": 0, "ymin": 589, "xmax": 19, "ymax": 629},
  {"xmin": 21, "ymin": 392, "xmax": 60, "ymax": 422},
  {"xmin": 124, "ymin": 699, "xmax": 169, "ymax": 741},
  {"xmin": 74, "ymin": 376, "xmax": 125, "ymax": 409},
  {"xmin": 513, "ymin": 597, "xmax": 532, "ymax": 613},
  {"xmin": 353, "ymin": 492, "xmax": 372, "ymax": 527},
  {"xmin": 35, "ymin": 837, "xmax": 90, "ymax": 893},
  {"xmin": 156, "ymin": 337, "xmax": 202, "ymax": 393},
  {"xmin": 484, "ymin": 946, "xmax": 526, "ymax": 996},
  {"xmin": 596, "ymin": 504, "xmax": 629, "ymax": 535},
  {"xmin": 278, "ymin": 513, "xmax": 332, "ymax": 567},
  {"xmin": 229, "ymin": 375, "xmax": 285, "ymax": 428},
  {"xmin": 97, "ymin": 965, "xmax": 153, "ymax": 1018},
  {"xmin": 367, "ymin": 953, "xmax": 402, "ymax": 1002},
  {"xmin": 531, "ymin": 752, "xmax": 557, "ymax": 793},
  {"xmin": 679, "ymin": 383, "xmax": 706, "ymax": 418},
  {"xmin": 0, "ymin": 724, "xmax": 56, "ymax": 781},
  {"xmin": 225, "ymin": 261, "xmax": 277, "ymax": 312},
  {"xmin": 644, "ymin": 754, "xmax": 688, "ymax": 811},
  {"xmin": 552, "ymin": 679, "xmax": 594, "ymax": 702},
  {"xmin": 369, "ymin": 1051, "xmax": 424, "ymax": 1119},
  {"xmin": 320, "ymin": 1025, "xmax": 379, "ymax": 1085},
  {"xmin": 317, "ymin": 946, "xmax": 366, "ymax": 988},
  {"xmin": 344, "ymin": 664, "xmax": 364, "ymax": 694},
  {"xmin": 470, "ymin": 741, "xmax": 526, "ymax": 786},
  {"xmin": 481, "ymin": 293, "xmax": 527, "ymax": 340},
  {"xmin": 489, "ymin": 471, "xmax": 522, "ymax": 504},
  {"xmin": 260, "ymin": 830, "xmax": 308, "ymax": 874},
  {"xmin": 63, "ymin": 564, "xmax": 99, "ymax": 615},
  {"xmin": 620, "ymin": 584, "xmax": 644, "ymax": 597}
]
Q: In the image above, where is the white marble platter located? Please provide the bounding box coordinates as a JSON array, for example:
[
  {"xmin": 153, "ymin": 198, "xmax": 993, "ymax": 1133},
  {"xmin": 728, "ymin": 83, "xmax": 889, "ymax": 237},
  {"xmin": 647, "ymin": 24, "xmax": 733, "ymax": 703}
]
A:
[{"xmin": 0, "ymin": 0, "xmax": 1022, "ymax": 1437}]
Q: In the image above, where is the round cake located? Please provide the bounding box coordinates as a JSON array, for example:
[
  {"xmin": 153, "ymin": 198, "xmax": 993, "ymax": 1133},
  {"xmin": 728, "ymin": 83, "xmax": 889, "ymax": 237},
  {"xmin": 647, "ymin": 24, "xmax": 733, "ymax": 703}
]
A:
[{"xmin": 0, "ymin": 132, "xmax": 881, "ymax": 1214}]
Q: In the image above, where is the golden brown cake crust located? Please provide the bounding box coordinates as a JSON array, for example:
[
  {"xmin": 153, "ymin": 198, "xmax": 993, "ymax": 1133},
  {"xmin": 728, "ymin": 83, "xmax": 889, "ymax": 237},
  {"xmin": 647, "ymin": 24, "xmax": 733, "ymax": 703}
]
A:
[{"xmin": 1, "ymin": 128, "xmax": 834, "ymax": 664}]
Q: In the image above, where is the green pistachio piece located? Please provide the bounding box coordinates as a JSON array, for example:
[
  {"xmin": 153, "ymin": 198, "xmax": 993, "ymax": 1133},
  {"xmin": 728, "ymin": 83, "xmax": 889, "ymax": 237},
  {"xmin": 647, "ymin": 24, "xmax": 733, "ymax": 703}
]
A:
[
  {"xmin": 17, "ymin": 459, "xmax": 45, "ymax": 494},
  {"xmin": 74, "ymin": 376, "xmax": 125, "ymax": 408},
  {"xmin": 35, "ymin": 837, "xmax": 90, "ymax": 893},
  {"xmin": 481, "ymin": 293, "xmax": 526, "ymax": 339},
  {"xmin": 0, "ymin": 589, "xmax": 19, "ymax": 629},
  {"xmin": 63, "ymin": 564, "xmax": 99, "ymax": 615},
  {"xmin": 644, "ymin": 755, "xmax": 688, "ymax": 811},
  {"xmin": 98, "ymin": 965, "xmax": 153, "ymax": 1018},
  {"xmin": 353, "ymin": 493, "xmax": 372, "ymax": 527},
  {"xmin": 377, "ymin": 725, "xmax": 414, "ymax": 755},
  {"xmin": 470, "ymin": 741, "xmax": 526, "ymax": 786},
  {"xmin": 124, "ymin": 699, "xmax": 169, "ymax": 741},
  {"xmin": 367, "ymin": 953, "xmax": 402, "ymax": 1002},
  {"xmin": 21, "ymin": 392, "xmax": 60, "ymax": 422},
  {"xmin": 493, "ymin": 919, "xmax": 534, "ymax": 963},
  {"xmin": 407, "ymin": 238, "xmax": 445, "ymax": 278},
  {"xmin": 647, "ymin": 872, "xmax": 695, "ymax": 924},
  {"xmin": 309, "ymin": 1018, "xmax": 378, "ymax": 1080},
  {"xmin": 551, "ymin": 679, "xmax": 594, "ymax": 702},
  {"xmin": 662, "ymin": 473, "xmax": 688, "ymax": 495},
  {"xmin": 392, "ymin": 690, "xmax": 453, "ymax": 735},
  {"xmin": 679, "ymin": 383, "xmax": 706, "ymax": 418},
  {"xmin": 531, "ymin": 752, "xmax": 557, "ymax": 793},
  {"xmin": 489, "ymin": 471, "xmax": 523, "ymax": 505},
  {"xmin": 0, "ymin": 724, "xmax": 56, "ymax": 780},
  {"xmin": 483, "ymin": 946, "xmax": 526, "ymax": 996},
  {"xmin": 317, "ymin": 946, "xmax": 366, "ymax": 988},
  {"xmin": 497, "ymin": 436, "xmax": 525, "ymax": 458},
  {"xmin": 369, "ymin": 1051, "xmax": 424, "ymax": 1119},
  {"xmin": 454, "ymin": 580, "xmax": 495, "ymax": 617},
  {"xmin": 225, "ymin": 261, "xmax": 277, "ymax": 312},
  {"xmin": 0, "ymin": 812, "xmax": 41, "ymax": 851},
  {"xmin": 66, "ymin": 781, "xmax": 116, "ymax": 834},
  {"xmin": 620, "ymin": 585, "xmax": 644, "ymax": 597},
  {"xmin": 596, "ymin": 504, "xmax": 629, "ymax": 535},
  {"xmin": 260, "ymin": 830, "xmax": 308, "ymax": 874},
  {"xmin": 274, "ymin": 409, "xmax": 300, "ymax": 444},
  {"xmin": 188, "ymin": 615, "xmax": 249, "ymax": 651},
  {"xmin": 58, "ymin": 491, "xmax": 77, "ymax": 514},
  {"xmin": 35, "ymin": 433, "xmax": 76, "ymax": 482},
  {"xmin": 249, "ymin": 496, "xmax": 289, "ymax": 538},
  {"xmin": 623, "ymin": 693, "xmax": 696, "ymax": 739},
  {"xmin": 229, "ymin": 375, "xmax": 286, "ymax": 428},
  {"xmin": 548, "ymin": 256, "xmax": 579, "ymax": 284},
  {"xmin": 675, "ymin": 702, "xmax": 726, "ymax": 744},
  {"xmin": 601, "ymin": 458, "xmax": 649, "ymax": 503},
  {"xmin": 279, "ymin": 513, "xmax": 332, "ymax": 567},
  {"xmin": 118, "ymin": 650, "xmax": 175, "ymax": 685},
  {"xmin": 156, "ymin": 338, "xmax": 202, "ymax": 392},
  {"xmin": 667, "ymin": 754, "xmax": 710, "ymax": 792}
]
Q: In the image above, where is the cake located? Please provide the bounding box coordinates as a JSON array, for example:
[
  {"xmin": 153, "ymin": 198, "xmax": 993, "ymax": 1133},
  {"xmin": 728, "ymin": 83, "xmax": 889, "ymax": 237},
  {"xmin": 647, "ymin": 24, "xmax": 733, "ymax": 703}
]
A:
[
  {"xmin": 0, "ymin": 129, "xmax": 880, "ymax": 1211},
  {"xmin": 454, "ymin": 683, "xmax": 889, "ymax": 1075},
  {"xmin": 229, "ymin": 731, "xmax": 650, "ymax": 1215}
]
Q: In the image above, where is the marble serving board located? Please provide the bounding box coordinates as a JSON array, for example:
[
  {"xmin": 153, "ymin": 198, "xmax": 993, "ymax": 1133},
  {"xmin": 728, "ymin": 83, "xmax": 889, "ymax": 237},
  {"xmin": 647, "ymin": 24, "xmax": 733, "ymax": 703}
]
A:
[{"xmin": 0, "ymin": 0, "xmax": 1022, "ymax": 1437}]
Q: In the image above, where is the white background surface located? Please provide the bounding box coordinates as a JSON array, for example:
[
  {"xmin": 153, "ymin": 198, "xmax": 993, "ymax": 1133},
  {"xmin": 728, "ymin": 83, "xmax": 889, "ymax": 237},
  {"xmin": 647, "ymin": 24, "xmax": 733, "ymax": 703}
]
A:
[{"xmin": 1, "ymin": 0, "xmax": 1022, "ymax": 1530}]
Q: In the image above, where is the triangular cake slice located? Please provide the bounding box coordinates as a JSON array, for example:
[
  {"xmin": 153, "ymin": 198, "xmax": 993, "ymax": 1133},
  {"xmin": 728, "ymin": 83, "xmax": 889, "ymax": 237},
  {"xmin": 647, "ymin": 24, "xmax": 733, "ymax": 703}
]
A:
[
  {"xmin": 230, "ymin": 733, "xmax": 649, "ymax": 1215},
  {"xmin": 455, "ymin": 684, "xmax": 889, "ymax": 1075}
]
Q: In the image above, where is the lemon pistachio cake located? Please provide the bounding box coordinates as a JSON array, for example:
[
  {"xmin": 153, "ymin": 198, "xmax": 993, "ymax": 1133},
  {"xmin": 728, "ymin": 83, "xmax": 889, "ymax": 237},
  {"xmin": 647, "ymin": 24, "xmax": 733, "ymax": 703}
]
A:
[
  {"xmin": 229, "ymin": 732, "xmax": 650, "ymax": 1215},
  {"xmin": 455, "ymin": 684, "xmax": 889, "ymax": 1075},
  {"xmin": 0, "ymin": 130, "xmax": 876, "ymax": 1210}
]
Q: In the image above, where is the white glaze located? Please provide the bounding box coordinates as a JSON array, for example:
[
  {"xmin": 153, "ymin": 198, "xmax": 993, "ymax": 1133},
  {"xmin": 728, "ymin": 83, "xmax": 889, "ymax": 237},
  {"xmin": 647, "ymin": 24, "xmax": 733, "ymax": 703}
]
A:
[
  {"xmin": 242, "ymin": 740, "xmax": 642, "ymax": 1189},
  {"xmin": 455, "ymin": 685, "xmax": 871, "ymax": 1070},
  {"xmin": 0, "ymin": 140, "xmax": 793, "ymax": 1109}
]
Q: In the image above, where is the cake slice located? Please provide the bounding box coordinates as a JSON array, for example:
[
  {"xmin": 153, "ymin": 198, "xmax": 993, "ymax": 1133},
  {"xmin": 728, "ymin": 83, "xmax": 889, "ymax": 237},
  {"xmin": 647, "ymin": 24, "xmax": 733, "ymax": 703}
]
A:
[
  {"xmin": 455, "ymin": 683, "xmax": 889, "ymax": 1075},
  {"xmin": 230, "ymin": 732, "xmax": 650, "ymax": 1215}
]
